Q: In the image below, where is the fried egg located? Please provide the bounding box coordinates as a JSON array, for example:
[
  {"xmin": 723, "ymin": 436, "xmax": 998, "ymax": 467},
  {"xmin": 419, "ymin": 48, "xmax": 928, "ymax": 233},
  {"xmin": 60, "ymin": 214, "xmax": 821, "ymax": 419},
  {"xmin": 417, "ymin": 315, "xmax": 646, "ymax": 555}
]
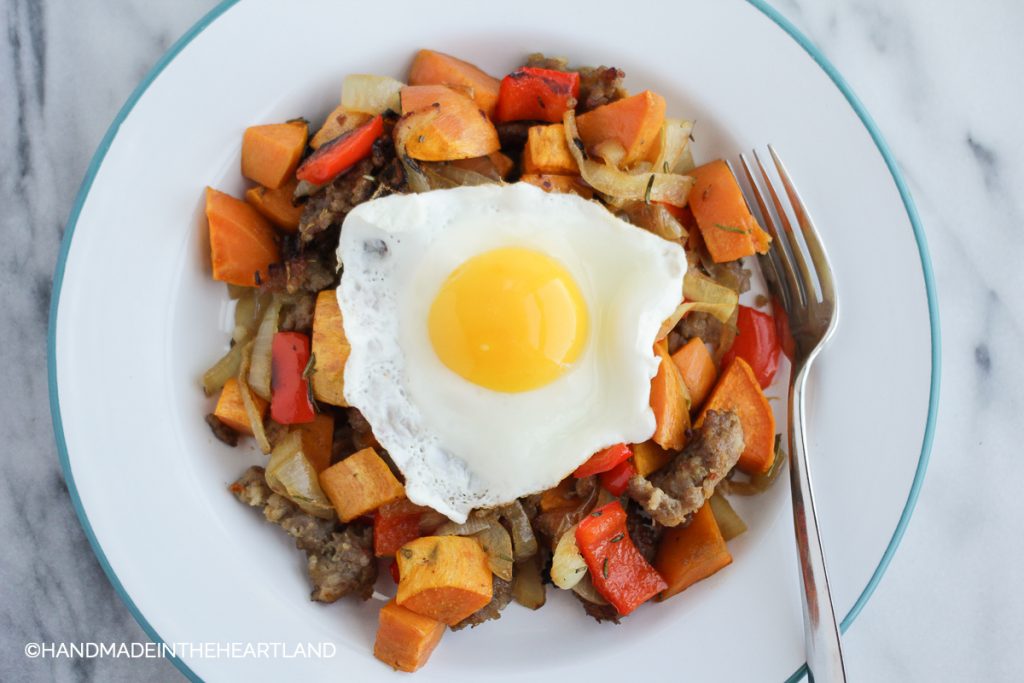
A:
[{"xmin": 338, "ymin": 183, "xmax": 685, "ymax": 522}]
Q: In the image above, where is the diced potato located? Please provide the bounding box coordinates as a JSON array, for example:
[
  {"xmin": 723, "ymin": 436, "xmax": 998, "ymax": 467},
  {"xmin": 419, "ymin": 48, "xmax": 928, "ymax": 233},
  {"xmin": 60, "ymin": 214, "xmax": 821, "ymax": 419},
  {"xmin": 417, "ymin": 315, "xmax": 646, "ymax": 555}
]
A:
[
  {"xmin": 632, "ymin": 440, "xmax": 672, "ymax": 477},
  {"xmin": 522, "ymin": 124, "xmax": 579, "ymax": 175},
  {"xmin": 655, "ymin": 503, "xmax": 732, "ymax": 600},
  {"xmin": 213, "ymin": 377, "xmax": 267, "ymax": 435},
  {"xmin": 319, "ymin": 447, "xmax": 404, "ymax": 522},
  {"xmin": 374, "ymin": 600, "xmax": 446, "ymax": 672},
  {"xmin": 396, "ymin": 536, "xmax": 492, "ymax": 626},
  {"xmin": 311, "ymin": 290, "xmax": 349, "ymax": 407}
]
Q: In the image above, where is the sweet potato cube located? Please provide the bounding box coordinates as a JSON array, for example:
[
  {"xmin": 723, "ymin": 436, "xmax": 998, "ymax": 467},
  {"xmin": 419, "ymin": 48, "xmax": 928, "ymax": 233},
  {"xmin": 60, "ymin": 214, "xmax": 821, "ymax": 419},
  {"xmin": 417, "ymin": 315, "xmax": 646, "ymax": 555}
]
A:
[
  {"xmin": 206, "ymin": 187, "xmax": 280, "ymax": 287},
  {"xmin": 244, "ymin": 176, "xmax": 303, "ymax": 232},
  {"xmin": 522, "ymin": 124, "xmax": 578, "ymax": 175},
  {"xmin": 396, "ymin": 536, "xmax": 492, "ymax": 626},
  {"xmin": 655, "ymin": 503, "xmax": 732, "ymax": 600},
  {"xmin": 539, "ymin": 478, "xmax": 578, "ymax": 512},
  {"xmin": 689, "ymin": 160, "xmax": 772, "ymax": 263},
  {"xmin": 650, "ymin": 339, "xmax": 690, "ymax": 451},
  {"xmin": 213, "ymin": 377, "xmax": 267, "ymax": 435},
  {"xmin": 519, "ymin": 174, "xmax": 593, "ymax": 199},
  {"xmin": 294, "ymin": 413, "xmax": 334, "ymax": 473},
  {"xmin": 319, "ymin": 447, "xmax": 404, "ymax": 522},
  {"xmin": 576, "ymin": 90, "xmax": 666, "ymax": 166},
  {"xmin": 408, "ymin": 49, "xmax": 501, "ymax": 117},
  {"xmin": 671, "ymin": 337, "xmax": 718, "ymax": 411},
  {"xmin": 698, "ymin": 357, "xmax": 776, "ymax": 474},
  {"xmin": 397, "ymin": 86, "xmax": 500, "ymax": 161},
  {"xmin": 631, "ymin": 440, "xmax": 672, "ymax": 477},
  {"xmin": 374, "ymin": 600, "xmax": 446, "ymax": 673},
  {"xmin": 311, "ymin": 290, "xmax": 350, "ymax": 407},
  {"xmin": 241, "ymin": 121, "xmax": 308, "ymax": 189}
]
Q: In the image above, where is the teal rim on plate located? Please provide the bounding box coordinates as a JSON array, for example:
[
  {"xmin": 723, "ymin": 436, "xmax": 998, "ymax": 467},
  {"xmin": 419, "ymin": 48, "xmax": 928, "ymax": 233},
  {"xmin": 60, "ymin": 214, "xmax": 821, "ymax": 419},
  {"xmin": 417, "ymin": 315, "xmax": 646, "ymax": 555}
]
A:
[{"xmin": 47, "ymin": 1, "xmax": 941, "ymax": 681}]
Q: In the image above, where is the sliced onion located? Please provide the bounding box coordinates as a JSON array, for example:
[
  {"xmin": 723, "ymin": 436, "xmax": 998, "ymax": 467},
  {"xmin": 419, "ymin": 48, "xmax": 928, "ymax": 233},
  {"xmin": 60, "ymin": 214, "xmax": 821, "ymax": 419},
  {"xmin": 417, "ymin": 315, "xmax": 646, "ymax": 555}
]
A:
[
  {"xmin": 237, "ymin": 341, "xmax": 271, "ymax": 453},
  {"xmin": 592, "ymin": 139, "xmax": 626, "ymax": 168},
  {"xmin": 473, "ymin": 523, "xmax": 514, "ymax": 581},
  {"xmin": 563, "ymin": 110, "xmax": 694, "ymax": 207},
  {"xmin": 722, "ymin": 435, "xmax": 786, "ymax": 496},
  {"xmin": 202, "ymin": 344, "xmax": 243, "ymax": 397},
  {"xmin": 620, "ymin": 202, "xmax": 686, "ymax": 242},
  {"xmin": 650, "ymin": 119, "xmax": 694, "ymax": 175},
  {"xmin": 247, "ymin": 295, "xmax": 282, "ymax": 401},
  {"xmin": 226, "ymin": 283, "xmax": 250, "ymax": 300},
  {"xmin": 341, "ymin": 74, "xmax": 404, "ymax": 115},
  {"xmin": 422, "ymin": 162, "xmax": 498, "ymax": 189},
  {"xmin": 709, "ymin": 492, "xmax": 747, "ymax": 541},
  {"xmin": 266, "ymin": 430, "xmax": 335, "ymax": 518},
  {"xmin": 674, "ymin": 143, "xmax": 696, "ymax": 174},
  {"xmin": 656, "ymin": 269, "xmax": 740, "ymax": 337},
  {"xmin": 434, "ymin": 513, "xmax": 494, "ymax": 537},
  {"xmin": 499, "ymin": 501, "xmax": 538, "ymax": 560},
  {"xmin": 572, "ymin": 573, "xmax": 609, "ymax": 605},
  {"xmin": 550, "ymin": 524, "xmax": 587, "ymax": 590},
  {"xmin": 512, "ymin": 556, "xmax": 546, "ymax": 610}
]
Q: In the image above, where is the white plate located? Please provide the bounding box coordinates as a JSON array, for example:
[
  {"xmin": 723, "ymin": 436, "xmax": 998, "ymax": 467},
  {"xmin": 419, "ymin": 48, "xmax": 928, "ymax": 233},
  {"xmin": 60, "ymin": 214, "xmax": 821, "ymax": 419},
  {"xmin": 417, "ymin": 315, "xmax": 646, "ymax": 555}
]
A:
[{"xmin": 49, "ymin": 0, "xmax": 939, "ymax": 681}]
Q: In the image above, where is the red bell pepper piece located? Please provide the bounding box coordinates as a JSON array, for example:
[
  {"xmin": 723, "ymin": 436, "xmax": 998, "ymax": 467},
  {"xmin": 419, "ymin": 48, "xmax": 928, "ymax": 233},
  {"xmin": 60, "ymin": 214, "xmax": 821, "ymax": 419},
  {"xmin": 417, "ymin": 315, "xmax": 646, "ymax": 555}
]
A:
[
  {"xmin": 599, "ymin": 459, "xmax": 637, "ymax": 497},
  {"xmin": 295, "ymin": 114, "xmax": 383, "ymax": 185},
  {"xmin": 575, "ymin": 501, "xmax": 667, "ymax": 615},
  {"xmin": 270, "ymin": 331, "xmax": 316, "ymax": 424},
  {"xmin": 494, "ymin": 67, "xmax": 580, "ymax": 124},
  {"xmin": 373, "ymin": 500, "xmax": 426, "ymax": 557},
  {"xmin": 573, "ymin": 443, "xmax": 633, "ymax": 478},
  {"xmin": 721, "ymin": 305, "xmax": 781, "ymax": 388}
]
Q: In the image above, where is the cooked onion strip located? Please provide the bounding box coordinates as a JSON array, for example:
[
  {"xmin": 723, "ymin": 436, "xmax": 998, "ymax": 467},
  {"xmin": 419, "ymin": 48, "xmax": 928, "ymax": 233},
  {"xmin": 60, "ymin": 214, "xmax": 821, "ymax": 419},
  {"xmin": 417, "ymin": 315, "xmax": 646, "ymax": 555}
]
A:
[
  {"xmin": 563, "ymin": 110, "xmax": 694, "ymax": 207},
  {"xmin": 499, "ymin": 501, "xmax": 538, "ymax": 560},
  {"xmin": 266, "ymin": 431, "xmax": 335, "ymax": 518},
  {"xmin": 472, "ymin": 523, "xmax": 514, "ymax": 581},
  {"xmin": 650, "ymin": 118, "xmax": 694, "ymax": 175},
  {"xmin": 722, "ymin": 436, "xmax": 786, "ymax": 496},
  {"xmin": 709, "ymin": 493, "xmax": 747, "ymax": 541},
  {"xmin": 237, "ymin": 341, "xmax": 271, "ymax": 453},
  {"xmin": 571, "ymin": 573, "xmax": 609, "ymax": 605},
  {"xmin": 247, "ymin": 295, "xmax": 282, "ymax": 401},
  {"xmin": 341, "ymin": 74, "xmax": 404, "ymax": 115},
  {"xmin": 512, "ymin": 556, "xmax": 546, "ymax": 610}
]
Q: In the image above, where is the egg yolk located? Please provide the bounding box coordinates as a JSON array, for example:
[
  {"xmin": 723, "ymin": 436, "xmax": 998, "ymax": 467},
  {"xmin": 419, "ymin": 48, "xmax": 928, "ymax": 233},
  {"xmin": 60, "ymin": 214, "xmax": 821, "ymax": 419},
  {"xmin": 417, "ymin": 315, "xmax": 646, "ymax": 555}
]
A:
[{"xmin": 428, "ymin": 247, "xmax": 589, "ymax": 393}]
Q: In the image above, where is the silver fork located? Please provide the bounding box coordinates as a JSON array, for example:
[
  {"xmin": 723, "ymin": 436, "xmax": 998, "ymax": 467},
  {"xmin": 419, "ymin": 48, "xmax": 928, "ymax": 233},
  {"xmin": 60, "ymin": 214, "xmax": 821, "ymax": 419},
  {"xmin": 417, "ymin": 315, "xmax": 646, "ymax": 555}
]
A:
[{"xmin": 737, "ymin": 147, "xmax": 846, "ymax": 682}]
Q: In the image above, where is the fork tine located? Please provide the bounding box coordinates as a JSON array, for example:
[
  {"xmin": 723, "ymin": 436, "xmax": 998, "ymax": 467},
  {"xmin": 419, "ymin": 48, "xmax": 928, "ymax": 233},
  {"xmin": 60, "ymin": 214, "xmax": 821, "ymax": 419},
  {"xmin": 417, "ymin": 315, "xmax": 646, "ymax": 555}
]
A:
[
  {"xmin": 768, "ymin": 146, "xmax": 835, "ymax": 304},
  {"xmin": 753, "ymin": 150, "xmax": 817, "ymax": 304},
  {"xmin": 738, "ymin": 153, "xmax": 804, "ymax": 310}
]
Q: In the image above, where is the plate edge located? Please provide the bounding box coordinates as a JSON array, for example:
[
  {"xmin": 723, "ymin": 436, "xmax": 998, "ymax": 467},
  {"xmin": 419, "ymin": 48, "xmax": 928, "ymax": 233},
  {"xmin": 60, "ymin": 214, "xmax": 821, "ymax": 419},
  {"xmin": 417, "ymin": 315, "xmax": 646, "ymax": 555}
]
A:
[{"xmin": 45, "ymin": 2, "xmax": 942, "ymax": 682}]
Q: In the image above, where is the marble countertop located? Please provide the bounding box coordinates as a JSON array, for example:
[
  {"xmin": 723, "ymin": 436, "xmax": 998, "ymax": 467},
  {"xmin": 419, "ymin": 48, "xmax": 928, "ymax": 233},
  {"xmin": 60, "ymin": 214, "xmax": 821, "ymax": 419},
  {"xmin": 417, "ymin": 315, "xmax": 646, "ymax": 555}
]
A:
[{"xmin": 2, "ymin": 0, "xmax": 1021, "ymax": 680}]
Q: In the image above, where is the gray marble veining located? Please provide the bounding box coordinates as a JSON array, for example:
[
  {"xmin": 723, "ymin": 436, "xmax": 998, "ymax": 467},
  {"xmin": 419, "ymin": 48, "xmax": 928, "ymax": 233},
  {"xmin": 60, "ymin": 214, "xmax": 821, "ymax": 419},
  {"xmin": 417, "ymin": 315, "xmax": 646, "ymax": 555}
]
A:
[{"xmin": 1, "ymin": 0, "xmax": 1022, "ymax": 681}]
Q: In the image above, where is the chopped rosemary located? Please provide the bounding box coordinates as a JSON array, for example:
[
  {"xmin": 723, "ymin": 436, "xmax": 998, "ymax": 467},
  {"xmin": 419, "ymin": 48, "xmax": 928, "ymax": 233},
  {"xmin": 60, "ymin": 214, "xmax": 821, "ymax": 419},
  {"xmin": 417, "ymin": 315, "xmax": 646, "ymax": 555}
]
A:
[
  {"xmin": 302, "ymin": 352, "xmax": 317, "ymax": 379},
  {"xmin": 644, "ymin": 174, "xmax": 655, "ymax": 203},
  {"xmin": 602, "ymin": 558, "xmax": 609, "ymax": 579},
  {"xmin": 590, "ymin": 510, "xmax": 603, "ymax": 518},
  {"xmin": 714, "ymin": 223, "xmax": 749, "ymax": 234},
  {"xmin": 610, "ymin": 533, "xmax": 624, "ymax": 543},
  {"xmin": 572, "ymin": 137, "xmax": 588, "ymax": 160}
]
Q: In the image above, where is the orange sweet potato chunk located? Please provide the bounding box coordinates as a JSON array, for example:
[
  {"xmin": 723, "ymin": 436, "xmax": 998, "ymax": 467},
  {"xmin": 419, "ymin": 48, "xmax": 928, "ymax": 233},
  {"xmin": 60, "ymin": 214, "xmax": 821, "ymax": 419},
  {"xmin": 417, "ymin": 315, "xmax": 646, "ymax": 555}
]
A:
[
  {"xmin": 671, "ymin": 337, "xmax": 718, "ymax": 411},
  {"xmin": 522, "ymin": 124, "xmax": 578, "ymax": 175},
  {"xmin": 310, "ymin": 290, "xmax": 350, "ymax": 407},
  {"xmin": 213, "ymin": 377, "xmax": 267, "ymax": 435},
  {"xmin": 398, "ymin": 85, "xmax": 500, "ymax": 161},
  {"xmin": 408, "ymin": 49, "xmax": 501, "ymax": 117},
  {"xmin": 319, "ymin": 447, "xmax": 404, "ymax": 522},
  {"xmin": 655, "ymin": 502, "xmax": 732, "ymax": 600},
  {"xmin": 689, "ymin": 160, "xmax": 772, "ymax": 263},
  {"xmin": 244, "ymin": 176, "xmax": 303, "ymax": 232},
  {"xmin": 650, "ymin": 339, "xmax": 690, "ymax": 451},
  {"xmin": 241, "ymin": 121, "xmax": 308, "ymax": 189},
  {"xmin": 698, "ymin": 357, "xmax": 776, "ymax": 474},
  {"xmin": 205, "ymin": 187, "xmax": 279, "ymax": 287},
  {"xmin": 576, "ymin": 90, "xmax": 666, "ymax": 166},
  {"xmin": 396, "ymin": 536, "xmax": 492, "ymax": 626},
  {"xmin": 374, "ymin": 600, "xmax": 446, "ymax": 673}
]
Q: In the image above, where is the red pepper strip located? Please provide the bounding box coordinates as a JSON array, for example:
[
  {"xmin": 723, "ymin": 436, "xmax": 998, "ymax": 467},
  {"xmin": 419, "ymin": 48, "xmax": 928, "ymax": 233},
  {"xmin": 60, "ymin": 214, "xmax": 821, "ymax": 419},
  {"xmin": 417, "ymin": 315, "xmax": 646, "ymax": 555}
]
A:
[
  {"xmin": 721, "ymin": 305, "xmax": 782, "ymax": 388},
  {"xmin": 373, "ymin": 507, "xmax": 424, "ymax": 557},
  {"xmin": 575, "ymin": 501, "xmax": 667, "ymax": 615},
  {"xmin": 599, "ymin": 459, "xmax": 637, "ymax": 497},
  {"xmin": 573, "ymin": 443, "xmax": 633, "ymax": 478},
  {"xmin": 270, "ymin": 331, "xmax": 316, "ymax": 425},
  {"xmin": 389, "ymin": 559, "xmax": 400, "ymax": 584},
  {"xmin": 295, "ymin": 114, "xmax": 383, "ymax": 185},
  {"xmin": 494, "ymin": 67, "xmax": 580, "ymax": 124}
]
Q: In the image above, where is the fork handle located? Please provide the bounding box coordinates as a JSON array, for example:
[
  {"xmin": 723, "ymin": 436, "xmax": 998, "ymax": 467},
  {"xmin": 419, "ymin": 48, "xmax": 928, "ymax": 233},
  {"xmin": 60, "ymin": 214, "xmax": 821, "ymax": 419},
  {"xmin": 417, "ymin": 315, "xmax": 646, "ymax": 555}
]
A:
[{"xmin": 789, "ymin": 367, "xmax": 847, "ymax": 682}]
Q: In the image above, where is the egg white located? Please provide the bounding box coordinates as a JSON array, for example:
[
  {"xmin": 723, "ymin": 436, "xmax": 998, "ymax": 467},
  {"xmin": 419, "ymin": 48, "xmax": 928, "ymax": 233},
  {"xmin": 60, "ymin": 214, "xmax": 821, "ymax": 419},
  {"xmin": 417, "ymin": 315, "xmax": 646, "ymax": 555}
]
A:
[{"xmin": 338, "ymin": 183, "xmax": 686, "ymax": 522}]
